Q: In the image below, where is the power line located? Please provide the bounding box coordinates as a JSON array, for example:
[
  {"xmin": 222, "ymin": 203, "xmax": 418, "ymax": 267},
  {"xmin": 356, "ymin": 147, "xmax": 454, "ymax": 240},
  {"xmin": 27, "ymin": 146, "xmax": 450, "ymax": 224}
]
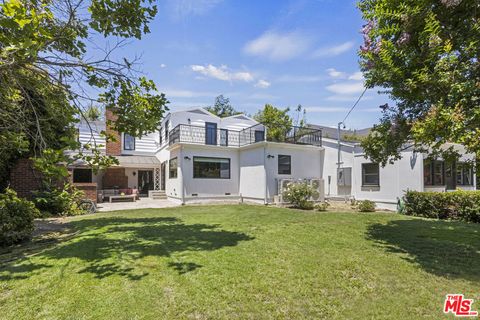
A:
[{"xmin": 341, "ymin": 87, "xmax": 368, "ymax": 124}]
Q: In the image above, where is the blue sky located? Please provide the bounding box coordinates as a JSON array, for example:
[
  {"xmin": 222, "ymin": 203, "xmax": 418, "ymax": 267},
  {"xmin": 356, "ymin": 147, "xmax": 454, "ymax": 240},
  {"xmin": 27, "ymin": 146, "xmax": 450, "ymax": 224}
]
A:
[{"xmin": 115, "ymin": 0, "xmax": 390, "ymax": 129}]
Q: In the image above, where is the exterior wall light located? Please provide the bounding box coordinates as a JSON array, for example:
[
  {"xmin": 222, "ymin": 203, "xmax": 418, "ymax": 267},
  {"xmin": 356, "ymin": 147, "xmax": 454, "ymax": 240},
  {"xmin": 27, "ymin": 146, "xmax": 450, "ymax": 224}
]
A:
[
  {"xmin": 267, "ymin": 155, "xmax": 275, "ymax": 159},
  {"xmin": 184, "ymin": 156, "xmax": 191, "ymax": 160}
]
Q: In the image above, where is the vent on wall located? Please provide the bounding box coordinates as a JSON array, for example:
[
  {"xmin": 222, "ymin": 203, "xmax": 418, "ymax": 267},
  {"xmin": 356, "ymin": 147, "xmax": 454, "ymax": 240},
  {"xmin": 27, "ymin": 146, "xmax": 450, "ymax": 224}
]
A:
[
  {"xmin": 191, "ymin": 193, "xmax": 198, "ymax": 196},
  {"xmin": 225, "ymin": 193, "xmax": 231, "ymax": 195}
]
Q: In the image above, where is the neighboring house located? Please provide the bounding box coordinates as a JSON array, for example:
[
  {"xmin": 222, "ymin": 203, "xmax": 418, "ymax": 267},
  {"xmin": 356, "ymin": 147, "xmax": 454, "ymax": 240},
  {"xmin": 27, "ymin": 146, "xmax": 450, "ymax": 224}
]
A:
[
  {"xmin": 72, "ymin": 108, "xmax": 325, "ymax": 204},
  {"xmin": 321, "ymin": 137, "xmax": 477, "ymax": 210}
]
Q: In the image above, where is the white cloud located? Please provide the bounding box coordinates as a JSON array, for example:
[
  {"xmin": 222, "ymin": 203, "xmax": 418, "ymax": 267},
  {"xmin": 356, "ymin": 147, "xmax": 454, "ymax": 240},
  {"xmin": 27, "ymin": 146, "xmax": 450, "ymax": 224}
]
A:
[
  {"xmin": 325, "ymin": 69, "xmax": 363, "ymax": 81},
  {"xmin": 312, "ymin": 41, "xmax": 355, "ymax": 58},
  {"xmin": 168, "ymin": 0, "xmax": 223, "ymax": 19},
  {"xmin": 326, "ymin": 68, "xmax": 346, "ymax": 78},
  {"xmin": 190, "ymin": 64, "xmax": 254, "ymax": 82},
  {"xmin": 248, "ymin": 93, "xmax": 278, "ymax": 100},
  {"xmin": 244, "ymin": 31, "xmax": 312, "ymax": 61},
  {"xmin": 160, "ymin": 63, "xmax": 167, "ymax": 68},
  {"xmin": 255, "ymin": 79, "xmax": 271, "ymax": 89},
  {"xmin": 326, "ymin": 82, "xmax": 365, "ymax": 95},
  {"xmin": 348, "ymin": 71, "xmax": 363, "ymax": 81}
]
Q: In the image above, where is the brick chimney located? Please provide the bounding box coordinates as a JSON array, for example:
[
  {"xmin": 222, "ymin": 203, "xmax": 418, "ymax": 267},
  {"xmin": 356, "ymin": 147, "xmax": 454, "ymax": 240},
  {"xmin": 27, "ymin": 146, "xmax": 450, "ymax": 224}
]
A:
[{"xmin": 105, "ymin": 107, "xmax": 121, "ymax": 156}]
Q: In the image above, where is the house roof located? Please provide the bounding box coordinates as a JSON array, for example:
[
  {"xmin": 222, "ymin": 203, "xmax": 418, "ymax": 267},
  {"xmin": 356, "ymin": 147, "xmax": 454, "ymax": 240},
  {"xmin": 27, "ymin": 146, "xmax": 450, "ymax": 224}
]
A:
[{"xmin": 307, "ymin": 124, "xmax": 371, "ymax": 142}]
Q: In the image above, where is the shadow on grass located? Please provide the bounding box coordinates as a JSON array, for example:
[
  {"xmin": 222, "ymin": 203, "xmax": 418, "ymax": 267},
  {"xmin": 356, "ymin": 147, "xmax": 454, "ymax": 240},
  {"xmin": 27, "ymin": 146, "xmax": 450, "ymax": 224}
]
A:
[
  {"xmin": 0, "ymin": 216, "xmax": 253, "ymax": 280},
  {"xmin": 366, "ymin": 218, "xmax": 480, "ymax": 281}
]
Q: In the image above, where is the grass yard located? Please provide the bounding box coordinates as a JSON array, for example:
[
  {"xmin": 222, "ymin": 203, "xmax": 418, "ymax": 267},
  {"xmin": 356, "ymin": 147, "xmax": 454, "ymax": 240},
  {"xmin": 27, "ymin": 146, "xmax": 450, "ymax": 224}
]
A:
[{"xmin": 0, "ymin": 205, "xmax": 479, "ymax": 319}]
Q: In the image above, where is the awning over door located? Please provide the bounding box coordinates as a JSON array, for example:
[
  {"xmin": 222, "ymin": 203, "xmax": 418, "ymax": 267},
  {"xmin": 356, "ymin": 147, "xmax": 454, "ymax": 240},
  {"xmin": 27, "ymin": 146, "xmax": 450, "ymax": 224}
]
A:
[{"xmin": 115, "ymin": 155, "xmax": 161, "ymax": 168}]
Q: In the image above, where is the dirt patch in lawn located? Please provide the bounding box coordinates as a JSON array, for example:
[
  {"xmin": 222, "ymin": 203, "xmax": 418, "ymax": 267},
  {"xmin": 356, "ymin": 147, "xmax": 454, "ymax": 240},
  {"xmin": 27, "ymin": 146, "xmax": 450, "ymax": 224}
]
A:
[
  {"xmin": 0, "ymin": 218, "xmax": 77, "ymax": 263},
  {"xmin": 33, "ymin": 218, "xmax": 74, "ymax": 237}
]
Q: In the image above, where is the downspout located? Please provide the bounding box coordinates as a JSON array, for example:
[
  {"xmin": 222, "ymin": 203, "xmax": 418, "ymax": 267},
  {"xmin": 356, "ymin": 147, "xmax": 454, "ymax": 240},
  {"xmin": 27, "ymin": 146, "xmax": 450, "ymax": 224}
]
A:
[
  {"xmin": 264, "ymin": 144, "xmax": 268, "ymax": 205},
  {"xmin": 179, "ymin": 145, "xmax": 185, "ymax": 205}
]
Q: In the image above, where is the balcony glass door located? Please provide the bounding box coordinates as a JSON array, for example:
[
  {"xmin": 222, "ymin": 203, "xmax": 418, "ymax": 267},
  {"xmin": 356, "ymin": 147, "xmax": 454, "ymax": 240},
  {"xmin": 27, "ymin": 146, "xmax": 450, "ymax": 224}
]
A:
[
  {"xmin": 205, "ymin": 122, "xmax": 217, "ymax": 145},
  {"xmin": 138, "ymin": 170, "xmax": 154, "ymax": 196},
  {"xmin": 220, "ymin": 129, "xmax": 228, "ymax": 146}
]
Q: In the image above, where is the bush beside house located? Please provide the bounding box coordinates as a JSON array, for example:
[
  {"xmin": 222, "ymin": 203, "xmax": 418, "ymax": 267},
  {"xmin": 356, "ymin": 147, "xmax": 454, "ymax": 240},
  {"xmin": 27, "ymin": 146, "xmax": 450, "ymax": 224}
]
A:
[
  {"xmin": 33, "ymin": 183, "xmax": 86, "ymax": 216},
  {"xmin": 404, "ymin": 190, "xmax": 480, "ymax": 223},
  {"xmin": 283, "ymin": 182, "xmax": 318, "ymax": 210},
  {"xmin": 0, "ymin": 188, "xmax": 39, "ymax": 246},
  {"xmin": 357, "ymin": 200, "xmax": 376, "ymax": 212}
]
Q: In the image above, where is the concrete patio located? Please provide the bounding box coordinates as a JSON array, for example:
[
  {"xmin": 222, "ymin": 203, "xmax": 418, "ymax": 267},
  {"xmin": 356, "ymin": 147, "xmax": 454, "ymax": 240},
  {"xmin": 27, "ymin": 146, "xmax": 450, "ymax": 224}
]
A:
[{"xmin": 96, "ymin": 198, "xmax": 179, "ymax": 212}]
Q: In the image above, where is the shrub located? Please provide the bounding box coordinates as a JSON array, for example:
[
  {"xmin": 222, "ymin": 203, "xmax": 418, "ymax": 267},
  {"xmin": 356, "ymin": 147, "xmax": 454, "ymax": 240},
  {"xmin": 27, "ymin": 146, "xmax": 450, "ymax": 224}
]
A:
[
  {"xmin": 283, "ymin": 182, "xmax": 317, "ymax": 210},
  {"xmin": 0, "ymin": 188, "xmax": 39, "ymax": 246},
  {"xmin": 34, "ymin": 183, "xmax": 86, "ymax": 216},
  {"xmin": 404, "ymin": 190, "xmax": 480, "ymax": 223},
  {"xmin": 357, "ymin": 200, "xmax": 376, "ymax": 212},
  {"xmin": 315, "ymin": 202, "xmax": 330, "ymax": 211}
]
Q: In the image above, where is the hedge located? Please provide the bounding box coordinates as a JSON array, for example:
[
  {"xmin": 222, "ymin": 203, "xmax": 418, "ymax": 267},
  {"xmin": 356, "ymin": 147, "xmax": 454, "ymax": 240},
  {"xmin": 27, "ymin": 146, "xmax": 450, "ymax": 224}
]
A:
[
  {"xmin": 403, "ymin": 190, "xmax": 480, "ymax": 223},
  {"xmin": 1, "ymin": 188, "xmax": 40, "ymax": 246}
]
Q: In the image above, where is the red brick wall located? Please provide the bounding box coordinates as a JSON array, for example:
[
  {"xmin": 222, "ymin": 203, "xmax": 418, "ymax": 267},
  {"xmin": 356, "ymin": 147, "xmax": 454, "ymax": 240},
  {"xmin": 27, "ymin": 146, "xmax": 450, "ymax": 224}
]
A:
[
  {"xmin": 9, "ymin": 159, "xmax": 43, "ymax": 199},
  {"xmin": 74, "ymin": 183, "xmax": 97, "ymax": 203},
  {"xmin": 105, "ymin": 108, "xmax": 122, "ymax": 156},
  {"xmin": 102, "ymin": 168, "xmax": 128, "ymax": 189}
]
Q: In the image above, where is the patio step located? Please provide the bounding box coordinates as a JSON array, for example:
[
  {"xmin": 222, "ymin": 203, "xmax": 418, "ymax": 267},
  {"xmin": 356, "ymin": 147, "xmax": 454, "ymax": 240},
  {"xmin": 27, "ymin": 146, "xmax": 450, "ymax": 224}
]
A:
[{"xmin": 150, "ymin": 191, "xmax": 167, "ymax": 200}]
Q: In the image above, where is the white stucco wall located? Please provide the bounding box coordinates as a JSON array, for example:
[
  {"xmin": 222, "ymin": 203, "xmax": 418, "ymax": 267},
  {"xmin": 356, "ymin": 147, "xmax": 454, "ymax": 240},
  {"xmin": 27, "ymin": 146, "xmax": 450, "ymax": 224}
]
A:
[
  {"xmin": 165, "ymin": 147, "xmax": 182, "ymax": 199},
  {"xmin": 181, "ymin": 145, "xmax": 240, "ymax": 198},
  {"xmin": 352, "ymin": 150, "xmax": 424, "ymax": 208},
  {"xmin": 322, "ymin": 138, "xmax": 355, "ymax": 197},
  {"xmin": 239, "ymin": 145, "xmax": 267, "ymax": 201},
  {"xmin": 263, "ymin": 143, "xmax": 324, "ymax": 202}
]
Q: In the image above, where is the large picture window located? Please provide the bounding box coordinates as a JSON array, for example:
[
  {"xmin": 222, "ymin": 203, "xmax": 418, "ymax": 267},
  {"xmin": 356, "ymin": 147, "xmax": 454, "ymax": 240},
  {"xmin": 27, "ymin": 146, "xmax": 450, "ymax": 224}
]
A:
[
  {"xmin": 124, "ymin": 134, "xmax": 135, "ymax": 150},
  {"xmin": 424, "ymin": 159, "xmax": 445, "ymax": 186},
  {"xmin": 193, "ymin": 157, "xmax": 230, "ymax": 179},
  {"xmin": 456, "ymin": 163, "xmax": 473, "ymax": 186},
  {"xmin": 362, "ymin": 163, "xmax": 380, "ymax": 186},
  {"xmin": 433, "ymin": 161, "xmax": 444, "ymax": 185},
  {"xmin": 278, "ymin": 155, "xmax": 291, "ymax": 175},
  {"xmin": 169, "ymin": 157, "xmax": 178, "ymax": 178},
  {"xmin": 423, "ymin": 160, "xmax": 433, "ymax": 185},
  {"xmin": 72, "ymin": 168, "xmax": 92, "ymax": 183}
]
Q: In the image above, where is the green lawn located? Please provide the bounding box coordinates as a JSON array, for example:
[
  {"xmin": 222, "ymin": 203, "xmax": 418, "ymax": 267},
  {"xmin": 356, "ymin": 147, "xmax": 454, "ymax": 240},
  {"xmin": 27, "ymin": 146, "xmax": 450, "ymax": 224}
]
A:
[{"xmin": 1, "ymin": 205, "xmax": 479, "ymax": 319}]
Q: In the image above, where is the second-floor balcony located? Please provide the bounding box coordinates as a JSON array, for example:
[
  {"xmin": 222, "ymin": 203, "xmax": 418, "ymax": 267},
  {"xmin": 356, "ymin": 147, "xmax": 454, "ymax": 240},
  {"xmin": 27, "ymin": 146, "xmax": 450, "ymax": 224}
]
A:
[{"xmin": 168, "ymin": 123, "xmax": 322, "ymax": 147}]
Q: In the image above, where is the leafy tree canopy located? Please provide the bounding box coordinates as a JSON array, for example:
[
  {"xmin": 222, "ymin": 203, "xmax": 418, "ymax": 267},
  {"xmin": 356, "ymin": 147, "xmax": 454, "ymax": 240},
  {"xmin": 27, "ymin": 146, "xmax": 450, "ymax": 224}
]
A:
[
  {"xmin": 254, "ymin": 104, "xmax": 293, "ymax": 141},
  {"xmin": 358, "ymin": 0, "xmax": 480, "ymax": 166},
  {"xmin": 85, "ymin": 105, "xmax": 102, "ymax": 121},
  {"xmin": 205, "ymin": 95, "xmax": 240, "ymax": 118},
  {"xmin": 0, "ymin": 0, "xmax": 168, "ymax": 188}
]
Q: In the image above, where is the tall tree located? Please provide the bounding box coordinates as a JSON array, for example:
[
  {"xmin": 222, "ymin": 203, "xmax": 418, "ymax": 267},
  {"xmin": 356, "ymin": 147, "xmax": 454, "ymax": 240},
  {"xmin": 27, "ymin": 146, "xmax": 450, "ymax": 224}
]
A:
[
  {"xmin": 0, "ymin": 0, "xmax": 168, "ymax": 187},
  {"xmin": 358, "ymin": 0, "xmax": 480, "ymax": 166},
  {"xmin": 205, "ymin": 95, "xmax": 239, "ymax": 118},
  {"xmin": 254, "ymin": 104, "xmax": 293, "ymax": 141}
]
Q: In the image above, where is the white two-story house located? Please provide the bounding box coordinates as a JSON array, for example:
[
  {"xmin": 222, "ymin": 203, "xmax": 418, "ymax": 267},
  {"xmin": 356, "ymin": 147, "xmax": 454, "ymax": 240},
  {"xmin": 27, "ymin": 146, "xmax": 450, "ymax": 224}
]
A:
[{"xmin": 72, "ymin": 107, "xmax": 325, "ymax": 204}]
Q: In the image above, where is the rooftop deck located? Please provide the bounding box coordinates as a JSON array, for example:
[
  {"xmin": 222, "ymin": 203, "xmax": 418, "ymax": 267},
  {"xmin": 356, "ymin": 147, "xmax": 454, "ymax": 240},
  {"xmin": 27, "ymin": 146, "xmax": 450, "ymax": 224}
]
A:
[{"xmin": 168, "ymin": 123, "xmax": 322, "ymax": 147}]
